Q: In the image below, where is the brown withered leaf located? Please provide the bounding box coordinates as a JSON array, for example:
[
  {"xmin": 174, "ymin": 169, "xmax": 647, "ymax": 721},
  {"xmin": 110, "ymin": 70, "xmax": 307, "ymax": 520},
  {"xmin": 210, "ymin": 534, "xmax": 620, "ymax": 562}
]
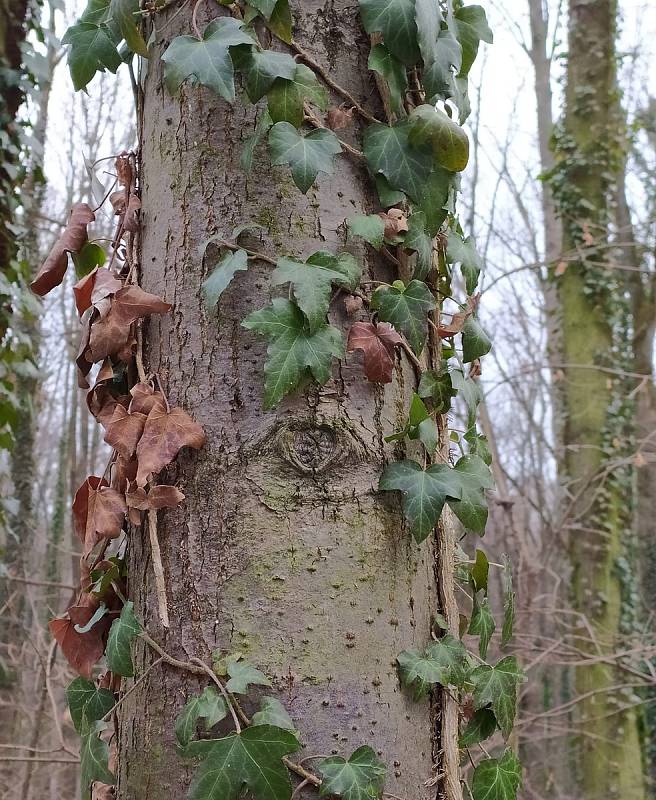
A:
[
  {"xmin": 73, "ymin": 476, "xmax": 127, "ymax": 556},
  {"xmin": 103, "ymin": 406, "xmax": 147, "ymax": 459},
  {"xmin": 73, "ymin": 268, "xmax": 123, "ymax": 317},
  {"xmin": 49, "ymin": 600, "xmax": 107, "ymax": 678},
  {"xmin": 112, "ymin": 456, "xmax": 138, "ymax": 494},
  {"xmin": 77, "ymin": 316, "xmax": 93, "ymax": 389},
  {"xmin": 92, "ymin": 783, "xmax": 115, "ymax": 800},
  {"xmin": 327, "ymin": 105, "xmax": 354, "ymax": 130},
  {"xmin": 31, "ymin": 203, "xmax": 96, "ymax": 296},
  {"xmin": 128, "ymin": 382, "xmax": 167, "ymax": 416},
  {"xmin": 344, "ymin": 294, "xmax": 363, "ymax": 316},
  {"xmin": 88, "ymin": 286, "xmax": 171, "ymax": 363},
  {"xmin": 437, "ymin": 294, "xmax": 479, "ymax": 337},
  {"xmin": 347, "ymin": 321, "xmax": 402, "ymax": 383},
  {"xmin": 115, "ymin": 154, "xmax": 133, "ymax": 188},
  {"xmin": 110, "ymin": 190, "xmax": 127, "ymax": 215},
  {"xmin": 87, "ymin": 385, "xmax": 130, "ymax": 430},
  {"xmin": 136, "ymin": 407, "xmax": 206, "ymax": 485},
  {"xmin": 126, "ymin": 485, "xmax": 185, "ymax": 510},
  {"xmin": 379, "ymin": 208, "xmax": 408, "ymax": 239},
  {"xmin": 123, "ymin": 195, "xmax": 141, "ymax": 233}
]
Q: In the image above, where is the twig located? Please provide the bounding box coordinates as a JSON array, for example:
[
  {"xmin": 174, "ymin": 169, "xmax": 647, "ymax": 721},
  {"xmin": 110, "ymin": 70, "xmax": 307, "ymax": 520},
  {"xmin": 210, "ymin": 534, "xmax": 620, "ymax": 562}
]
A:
[
  {"xmin": 102, "ymin": 657, "xmax": 164, "ymax": 722},
  {"xmin": 215, "ymin": 238, "xmax": 278, "ymax": 266},
  {"xmin": 303, "ymin": 108, "xmax": 364, "ymax": 159},
  {"xmin": 291, "ymin": 778, "xmax": 310, "ymax": 799},
  {"xmin": 191, "ymin": 0, "xmax": 204, "ymax": 38},
  {"xmin": 190, "ymin": 657, "xmax": 242, "ymax": 734},
  {"xmin": 146, "ymin": 506, "xmax": 170, "ymax": 628}
]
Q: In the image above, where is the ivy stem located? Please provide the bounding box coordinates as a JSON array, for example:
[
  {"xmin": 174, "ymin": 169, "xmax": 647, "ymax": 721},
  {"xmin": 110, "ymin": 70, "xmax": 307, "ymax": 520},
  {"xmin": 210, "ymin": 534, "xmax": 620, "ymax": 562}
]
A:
[
  {"xmin": 303, "ymin": 108, "xmax": 364, "ymax": 160},
  {"xmin": 191, "ymin": 0, "xmax": 204, "ymax": 39},
  {"xmin": 190, "ymin": 657, "xmax": 242, "ymax": 734},
  {"xmin": 217, "ymin": 238, "xmax": 278, "ymax": 266}
]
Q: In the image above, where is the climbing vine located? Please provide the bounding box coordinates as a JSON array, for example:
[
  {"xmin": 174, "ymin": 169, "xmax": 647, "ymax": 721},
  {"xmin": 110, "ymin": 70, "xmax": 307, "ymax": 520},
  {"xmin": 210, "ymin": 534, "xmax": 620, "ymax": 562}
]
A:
[{"xmin": 33, "ymin": 1, "xmax": 526, "ymax": 799}]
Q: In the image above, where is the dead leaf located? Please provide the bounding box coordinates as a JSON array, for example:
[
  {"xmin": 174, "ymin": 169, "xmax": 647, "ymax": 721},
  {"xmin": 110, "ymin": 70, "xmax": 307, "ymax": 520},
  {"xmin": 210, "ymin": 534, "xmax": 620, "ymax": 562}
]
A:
[
  {"xmin": 77, "ymin": 316, "xmax": 93, "ymax": 389},
  {"xmin": 128, "ymin": 382, "xmax": 167, "ymax": 416},
  {"xmin": 344, "ymin": 294, "xmax": 363, "ymax": 315},
  {"xmin": 115, "ymin": 154, "xmax": 133, "ymax": 188},
  {"xmin": 126, "ymin": 485, "xmax": 185, "ymax": 510},
  {"xmin": 49, "ymin": 599, "xmax": 107, "ymax": 678},
  {"xmin": 31, "ymin": 203, "xmax": 96, "ymax": 296},
  {"xmin": 73, "ymin": 476, "xmax": 127, "ymax": 556},
  {"xmin": 437, "ymin": 295, "xmax": 479, "ymax": 337},
  {"xmin": 581, "ymin": 220, "xmax": 594, "ymax": 246},
  {"xmin": 136, "ymin": 406, "xmax": 206, "ymax": 485},
  {"xmin": 110, "ymin": 190, "xmax": 127, "ymax": 215},
  {"xmin": 112, "ymin": 456, "xmax": 138, "ymax": 494},
  {"xmin": 73, "ymin": 268, "xmax": 123, "ymax": 317},
  {"xmin": 379, "ymin": 208, "xmax": 408, "ymax": 239},
  {"xmin": 327, "ymin": 105, "xmax": 354, "ymax": 130},
  {"xmin": 347, "ymin": 321, "xmax": 402, "ymax": 383},
  {"xmin": 123, "ymin": 195, "xmax": 141, "ymax": 233},
  {"xmin": 634, "ymin": 451, "xmax": 647, "ymax": 467},
  {"xmin": 87, "ymin": 385, "xmax": 130, "ymax": 429},
  {"xmin": 554, "ymin": 260, "xmax": 568, "ymax": 276},
  {"xmin": 92, "ymin": 783, "xmax": 115, "ymax": 800},
  {"xmin": 103, "ymin": 406, "xmax": 147, "ymax": 459}
]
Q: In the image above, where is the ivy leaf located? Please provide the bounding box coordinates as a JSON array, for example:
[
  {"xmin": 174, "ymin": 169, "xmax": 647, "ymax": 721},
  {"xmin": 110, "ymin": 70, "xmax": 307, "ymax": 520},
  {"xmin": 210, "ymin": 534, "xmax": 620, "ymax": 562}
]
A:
[
  {"xmin": 403, "ymin": 211, "xmax": 433, "ymax": 279},
  {"xmin": 359, "ymin": 0, "xmax": 419, "ymax": 64},
  {"xmin": 501, "ymin": 555, "xmax": 515, "ymax": 648},
  {"xmin": 409, "ymin": 105, "xmax": 469, "ymax": 172},
  {"xmin": 269, "ymin": 122, "xmax": 341, "ymax": 193},
  {"xmin": 397, "ymin": 635, "xmax": 470, "ymax": 699},
  {"xmin": 371, "ymin": 279, "xmax": 435, "ymax": 354},
  {"xmin": 416, "ymin": 0, "xmax": 462, "ymax": 100},
  {"xmin": 248, "ymin": 0, "xmax": 278, "ymax": 16},
  {"xmin": 367, "ymin": 44, "xmax": 407, "ymax": 113},
  {"xmin": 468, "ymin": 594, "xmax": 495, "ymax": 659},
  {"xmin": 471, "ymin": 656, "xmax": 526, "ymax": 739},
  {"xmin": 462, "ymin": 317, "xmax": 492, "ymax": 363},
  {"xmin": 202, "ymin": 248, "xmax": 249, "ymax": 308},
  {"xmin": 446, "ymin": 231, "xmax": 483, "ymax": 295},
  {"xmin": 235, "ymin": 49, "xmax": 297, "ymax": 102},
  {"xmin": 269, "ymin": 0, "xmax": 293, "ymax": 43},
  {"xmin": 363, "ymin": 121, "xmax": 433, "ymax": 203},
  {"xmin": 347, "ymin": 214, "xmax": 385, "ymax": 250},
  {"xmin": 252, "ymin": 697, "xmax": 298, "ymax": 736},
  {"xmin": 272, "ymin": 251, "xmax": 360, "ymax": 332},
  {"xmin": 80, "ymin": 718, "xmax": 114, "ymax": 800},
  {"xmin": 318, "ymin": 745, "xmax": 386, "ymax": 800},
  {"xmin": 464, "ymin": 427, "xmax": 492, "ymax": 465},
  {"xmin": 407, "ymin": 393, "xmax": 438, "ymax": 454},
  {"xmin": 267, "ymin": 64, "xmax": 328, "ymax": 127},
  {"xmin": 243, "ymin": 299, "xmax": 344, "ymax": 408},
  {"xmin": 226, "ymin": 659, "xmax": 272, "ymax": 694},
  {"xmin": 62, "ymin": 20, "xmax": 122, "ymax": 92},
  {"xmin": 451, "ymin": 368, "xmax": 481, "ymax": 425},
  {"xmin": 106, "ymin": 600, "xmax": 142, "ymax": 677},
  {"xmin": 451, "ymin": 4, "xmax": 493, "ymax": 77},
  {"xmin": 417, "ymin": 166, "xmax": 456, "ymax": 234},
  {"xmin": 109, "ymin": 0, "xmax": 148, "ymax": 57},
  {"xmin": 187, "ymin": 724, "xmax": 300, "ymax": 800},
  {"xmin": 379, "ymin": 459, "xmax": 462, "ymax": 542},
  {"xmin": 447, "ymin": 454, "xmax": 494, "ymax": 534},
  {"xmin": 161, "ymin": 18, "xmax": 253, "ymax": 101},
  {"xmin": 241, "ymin": 109, "xmax": 274, "ymax": 172},
  {"xmin": 176, "ymin": 687, "xmax": 229, "ymax": 748},
  {"xmin": 418, "ymin": 367, "xmax": 457, "ymax": 414},
  {"xmin": 470, "ymin": 548, "xmax": 489, "ymax": 593},
  {"xmin": 67, "ymin": 677, "xmax": 115, "ymax": 735},
  {"xmin": 471, "ymin": 750, "xmax": 522, "ymax": 800},
  {"xmin": 375, "ymin": 174, "xmax": 405, "ymax": 208},
  {"xmin": 347, "ymin": 321, "xmax": 402, "ymax": 384},
  {"xmin": 459, "ymin": 708, "xmax": 497, "ymax": 748}
]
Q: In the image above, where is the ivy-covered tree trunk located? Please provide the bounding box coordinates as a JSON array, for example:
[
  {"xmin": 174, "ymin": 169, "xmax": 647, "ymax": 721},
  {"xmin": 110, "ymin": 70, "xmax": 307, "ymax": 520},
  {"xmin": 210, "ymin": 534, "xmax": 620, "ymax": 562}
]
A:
[
  {"xmin": 553, "ymin": 1, "xmax": 645, "ymax": 797},
  {"xmin": 116, "ymin": 3, "xmax": 445, "ymax": 798}
]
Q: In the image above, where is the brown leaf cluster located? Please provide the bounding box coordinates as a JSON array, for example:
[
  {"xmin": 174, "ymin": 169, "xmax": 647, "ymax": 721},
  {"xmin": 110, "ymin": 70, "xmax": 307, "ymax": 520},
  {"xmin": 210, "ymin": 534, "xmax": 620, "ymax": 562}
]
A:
[{"xmin": 347, "ymin": 321, "xmax": 403, "ymax": 383}]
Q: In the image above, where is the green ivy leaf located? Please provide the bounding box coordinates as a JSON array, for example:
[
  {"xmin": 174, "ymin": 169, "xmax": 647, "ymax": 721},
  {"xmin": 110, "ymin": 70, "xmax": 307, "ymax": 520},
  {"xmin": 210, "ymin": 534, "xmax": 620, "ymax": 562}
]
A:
[
  {"xmin": 446, "ymin": 231, "xmax": 483, "ymax": 295},
  {"xmin": 470, "ymin": 548, "xmax": 489, "ymax": 593},
  {"xmin": 66, "ymin": 677, "xmax": 115, "ymax": 735},
  {"xmin": 269, "ymin": 0, "xmax": 293, "ymax": 43},
  {"xmin": 80, "ymin": 718, "xmax": 114, "ymax": 799},
  {"xmin": 501, "ymin": 555, "xmax": 515, "ymax": 648},
  {"xmin": 407, "ymin": 393, "xmax": 438, "ymax": 453},
  {"xmin": 468, "ymin": 594, "xmax": 495, "ymax": 659},
  {"xmin": 62, "ymin": 16, "xmax": 122, "ymax": 92},
  {"xmin": 268, "ymin": 122, "xmax": 341, "ymax": 193},
  {"xmin": 471, "ymin": 656, "xmax": 526, "ymax": 739},
  {"xmin": 447, "ymin": 454, "xmax": 494, "ymax": 534},
  {"xmin": 397, "ymin": 634, "xmax": 470, "ymax": 699},
  {"xmin": 462, "ymin": 317, "xmax": 492, "ymax": 363},
  {"xmin": 464, "ymin": 427, "xmax": 492, "ymax": 465},
  {"xmin": 267, "ymin": 64, "xmax": 328, "ymax": 127},
  {"xmin": 375, "ymin": 174, "xmax": 406, "ymax": 208},
  {"xmin": 72, "ymin": 242, "xmax": 107, "ymax": 278},
  {"xmin": 248, "ymin": 0, "xmax": 278, "ymax": 17},
  {"xmin": 272, "ymin": 251, "xmax": 361, "ymax": 332},
  {"xmin": 451, "ymin": 4, "xmax": 493, "ymax": 77},
  {"xmin": 161, "ymin": 18, "xmax": 254, "ymax": 101},
  {"xmin": 109, "ymin": 0, "xmax": 149, "ymax": 57},
  {"xmin": 226, "ymin": 659, "xmax": 272, "ymax": 694},
  {"xmin": 186, "ymin": 725, "xmax": 300, "ymax": 800},
  {"xmin": 235, "ymin": 49, "xmax": 297, "ymax": 102},
  {"xmin": 348, "ymin": 214, "xmax": 386, "ymax": 250},
  {"xmin": 252, "ymin": 697, "xmax": 298, "ymax": 736},
  {"xmin": 403, "ymin": 211, "xmax": 433, "ymax": 278},
  {"xmin": 318, "ymin": 745, "xmax": 386, "ymax": 800},
  {"xmin": 243, "ymin": 299, "xmax": 344, "ymax": 408},
  {"xmin": 418, "ymin": 366, "xmax": 457, "ymax": 414},
  {"xmin": 363, "ymin": 121, "xmax": 433, "ymax": 203},
  {"xmin": 471, "ymin": 750, "xmax": 522, "ymax": 800},
  {"xmin": 367, "ymin": 44, "xmax": 407, "ymax": 113},
  {"xmin": 451, "ymin": 368, "xmax": 481, "ymax": 425},
  {"xmin": 379, "ymin": 459, "xmax": 462, "ymax": 542},
  {"xmin": 417, "ymin": 166, "xmax": 456, "ymax": 234},
  {"xmin": 416, "ymin": 0, "xmax": 462, "ymax": 100},
  {"xmin": 105, "ymin": 600, "xmax": 142, "ymax": 677},
  {"xmin": 176, "ymin": 687, "xmax": 229, "ymax": 748},
  {"xmin": 359, "ymin": 0, "xmax": 420, "ymax": 64},
  {"xmin": 459, "ymin": 708, "xmax": 497, "ymax": 748},
  {"xmin": 202, "ymin": 249, "xmax": 249, "ymax": 309},
  {"xmin": 241, "ymin": 109, "xmax": 274, "ymax": 172},
  {"xmin": 408, "ymin": 105, "xmax": 469, "ymax": 172},
  {"xmin": 371, "ymin": 279, "xmax": 435, "ymax": 354}
]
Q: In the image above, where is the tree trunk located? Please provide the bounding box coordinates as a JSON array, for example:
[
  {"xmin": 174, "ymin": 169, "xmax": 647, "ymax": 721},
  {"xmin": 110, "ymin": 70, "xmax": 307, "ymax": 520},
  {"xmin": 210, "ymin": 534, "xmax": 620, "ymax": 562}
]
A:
[
  {"xmin": 555, "ymin": 2, "xmax": 645, "ymax": 798},
  {"xmin": 117, "ymin": 3, "xmax": 444, "ymax": 798}
]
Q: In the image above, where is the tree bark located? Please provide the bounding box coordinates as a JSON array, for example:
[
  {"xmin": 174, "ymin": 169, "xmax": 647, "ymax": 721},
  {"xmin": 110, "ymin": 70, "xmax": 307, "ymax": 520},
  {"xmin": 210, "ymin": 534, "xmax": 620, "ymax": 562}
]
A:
[{"xmin": 117, "ymin": 3, "xmax": 445, "ymax": 798}]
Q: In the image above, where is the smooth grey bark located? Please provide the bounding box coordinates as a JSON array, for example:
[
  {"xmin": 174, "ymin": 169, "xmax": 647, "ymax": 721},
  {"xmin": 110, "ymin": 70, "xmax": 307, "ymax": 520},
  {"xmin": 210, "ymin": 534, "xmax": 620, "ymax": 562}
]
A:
[{"xmin": 117, "ymin": 3, "xmax": 446, "ymax": 799}]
